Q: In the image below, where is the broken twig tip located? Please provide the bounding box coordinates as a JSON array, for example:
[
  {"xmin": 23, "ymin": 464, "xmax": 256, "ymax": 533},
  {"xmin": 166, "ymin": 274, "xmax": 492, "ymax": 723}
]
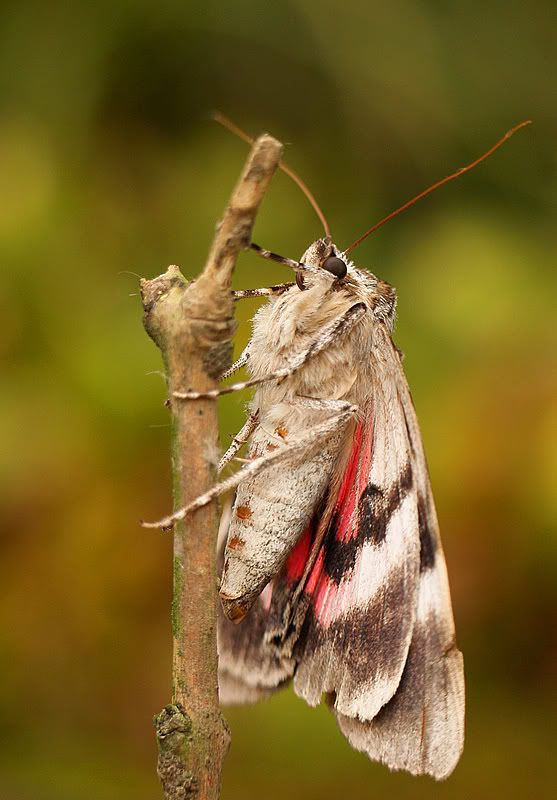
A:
[
  {"xmin": 139, "ymin": 517, "xmax": 174, "ymax": 531},
  {"xmin": 140, "ymin": 509, "xmax": 184, "ymax": 530}
]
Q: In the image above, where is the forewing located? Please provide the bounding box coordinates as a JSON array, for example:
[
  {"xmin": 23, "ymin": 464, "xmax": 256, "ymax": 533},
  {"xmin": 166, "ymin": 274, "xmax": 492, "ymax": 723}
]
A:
[
  {"xmin": 336, "ymin": 346, "xmax": 465, "ymax": 779},
  {"xmin": 218, "ymin": 338, "xmax": 422, "ymax": 721},
  {"xmin": 292, "ymin": 353, "xmax": 421, "ymax": 722}
]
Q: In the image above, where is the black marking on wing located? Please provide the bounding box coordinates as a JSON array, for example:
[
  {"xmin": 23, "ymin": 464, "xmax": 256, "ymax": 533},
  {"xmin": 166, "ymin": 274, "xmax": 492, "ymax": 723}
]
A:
[
  {"xmin": 337, "ymin": 611, "xmax": 464, "ymax": 779},
  {"xmin": 418, "ymin": 494, "xmax": 437, "ymax": 572},
  {"xmin": 360, "ymin": 462, "xmax": 413, "ymax": 547},
  {"xmin": 358, "ymin": 485, "xmax": 387, "ymax": 545},
  {"xmin": 401, "ymin": 397, "xmax": 417, "ymax": 457},
  {"xmin": 295, "ymin": 562, "xmax": 409, "ymax": 684},
  {"xmin": 322, "ymin": 462, "xmax": 413, "ymax": 583}
]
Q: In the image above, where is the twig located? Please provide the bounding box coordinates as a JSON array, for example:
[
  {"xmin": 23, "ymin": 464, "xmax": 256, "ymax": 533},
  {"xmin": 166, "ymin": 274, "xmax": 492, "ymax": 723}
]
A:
[{"xmin": 140, "ymin": 134, "xmax": 283, "ymax": 800}]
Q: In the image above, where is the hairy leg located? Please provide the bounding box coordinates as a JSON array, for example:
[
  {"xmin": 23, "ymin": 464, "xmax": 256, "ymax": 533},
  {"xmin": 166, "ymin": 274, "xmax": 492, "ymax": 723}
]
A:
[
  {"xmin": 218, "ymin": 411, "xmax": 259, "ymax": 473},
  {"xmin": 249, "ymin": 242, "xmax": 324, "ymax": 278},
  {"xmin": 233, "ymin": 283, "xmax": 293, "ymax": 300},
  {"xmin": 219, "ymin": 346, "xmax": 250, "ymax": 382},
  {"xmin": 141, "ymin": 402, "xmax": 358, "ymax": 530}
]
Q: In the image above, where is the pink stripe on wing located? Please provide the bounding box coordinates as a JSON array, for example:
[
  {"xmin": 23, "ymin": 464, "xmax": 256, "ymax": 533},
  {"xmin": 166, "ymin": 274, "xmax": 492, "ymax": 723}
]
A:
[
  {"xmin": 303, "ymin": 410, "xmax": 375, "ymax": 626},
  {"xmin": 259, "ymin": 581, "xmax": 273, "ymax": 612},
  {"xmin": 335, "ymin": 412, "xmax": 374, "ymax": 544},
  {"xmin": 286, "ymin": 524, "xmax": 313, "ymax": 582}
]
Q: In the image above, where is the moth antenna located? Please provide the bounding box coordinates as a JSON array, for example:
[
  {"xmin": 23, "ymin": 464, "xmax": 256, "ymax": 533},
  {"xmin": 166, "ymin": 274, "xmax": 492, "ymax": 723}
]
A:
[
  {"xmin": 344, "ymin": 119, "xmax": 532, "ymax": 254},
  {"xmin": 118, "ymin": 269, "xmax": 144, "ymax": 280},
  {"xmin": 213, "ymin": 112, "xmax": 331, "ymax": 238}
]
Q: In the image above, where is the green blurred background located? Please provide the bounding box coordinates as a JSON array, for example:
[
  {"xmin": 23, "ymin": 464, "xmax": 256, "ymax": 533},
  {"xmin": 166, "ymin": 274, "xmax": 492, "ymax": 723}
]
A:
[{"xmin": 1, "ymin": 1, "xmax": 556, "ymax": 798}]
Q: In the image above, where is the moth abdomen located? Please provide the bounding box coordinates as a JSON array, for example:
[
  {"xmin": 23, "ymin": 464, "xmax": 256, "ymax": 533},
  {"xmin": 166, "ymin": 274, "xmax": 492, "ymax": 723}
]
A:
[{"xmin": 220, "ymin": 422, "xmax": 347, "ymax": 622}]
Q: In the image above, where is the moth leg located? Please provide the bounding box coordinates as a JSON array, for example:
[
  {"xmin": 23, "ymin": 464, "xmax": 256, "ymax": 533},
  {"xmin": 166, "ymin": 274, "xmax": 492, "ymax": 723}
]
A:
[
  {"xmin": 141, "ymin": 402, "xmax": 358, "ymax": 530},
  {"xmin": 218, "ymin": 411, "xmax": 259, "ymax": 473},
  {"xmin": 175, "ymin": 302, "xmax": 367, "ymax": 400},
  {"xmin": 292, "ymin": 396, "xmax": 355, "ymax": 413},
  {"xmin": 219, "ymin": 346, "xmax": 250, "ymax": 382},
  {"xmin": 250, "ymin": 242, "xmax": 323, "ymax": 277},
  {"xmin": 233, "ymin": 283, "xmax": 294, "ymax": 300}
]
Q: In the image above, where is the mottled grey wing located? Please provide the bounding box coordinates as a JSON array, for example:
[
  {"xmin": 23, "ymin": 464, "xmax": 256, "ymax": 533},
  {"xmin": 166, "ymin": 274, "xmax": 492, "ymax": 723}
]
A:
[
  {"xmin": 217, "ymin": 336, "xmax": 464, "ymax": 779},
  {"xmin": 336, "ymin": 342, "xmax": 465, "ymax": 780},
  {"xmin": 218, "ymin": 332, "xmax": 423, "ymax": 727},
  {"xmin": 218, "ymin": 591, "xmax": 294, "ymax": 704},
  {"xmin": 291, "ymin": 369, "xmax": 421, "ymax": 724}
]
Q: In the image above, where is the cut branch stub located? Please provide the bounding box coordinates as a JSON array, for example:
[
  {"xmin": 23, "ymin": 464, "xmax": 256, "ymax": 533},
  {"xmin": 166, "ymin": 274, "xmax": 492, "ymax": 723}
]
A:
[{"xmin": 141, "ymin": 264, "xmax": 235, "ymax": 382}]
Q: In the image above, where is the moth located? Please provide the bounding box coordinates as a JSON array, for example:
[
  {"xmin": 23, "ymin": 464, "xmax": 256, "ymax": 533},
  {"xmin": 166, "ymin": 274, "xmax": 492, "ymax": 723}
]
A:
[
  {"xmin": 146, "ymin": 119, "xmax": 530, "ymax": 780},
  {"xmin": 215, "ymin": 239, "xmax": 465, "ymax": 781}
]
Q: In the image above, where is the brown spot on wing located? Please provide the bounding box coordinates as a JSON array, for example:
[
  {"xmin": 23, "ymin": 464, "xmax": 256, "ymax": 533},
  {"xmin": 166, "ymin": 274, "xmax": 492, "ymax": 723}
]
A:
[
  {"xmin": 236, "ymin": 505, "xmax": 253, "ymax": 520},
  {"xmin": 228, "ymin": 534, "xmax": 246, "ymax": 550}
]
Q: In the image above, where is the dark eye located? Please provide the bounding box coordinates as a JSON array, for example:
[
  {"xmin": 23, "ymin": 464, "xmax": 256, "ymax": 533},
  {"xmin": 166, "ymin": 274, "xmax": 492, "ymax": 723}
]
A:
[{"xmin": 322, "ymin": 256, "xmax": 347, "ymax": 279}]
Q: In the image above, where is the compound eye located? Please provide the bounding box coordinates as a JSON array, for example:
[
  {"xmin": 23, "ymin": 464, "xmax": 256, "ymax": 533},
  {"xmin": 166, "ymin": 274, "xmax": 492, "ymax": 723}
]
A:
[{"xmin": 322, "ymin": 256, "xmax": 347, "ymax": 279}]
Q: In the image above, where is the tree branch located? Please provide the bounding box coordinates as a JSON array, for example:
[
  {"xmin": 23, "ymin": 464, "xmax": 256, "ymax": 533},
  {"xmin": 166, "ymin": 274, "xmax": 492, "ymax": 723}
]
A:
[{"xmin": 140, "ymin": 134, "xmax": 284, "ymax": 800}]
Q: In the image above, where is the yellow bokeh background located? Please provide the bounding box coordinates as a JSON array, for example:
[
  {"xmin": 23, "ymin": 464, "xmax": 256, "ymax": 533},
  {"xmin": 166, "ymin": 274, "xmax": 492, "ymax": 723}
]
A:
[{"xmin": 1, "ymin": 2, "xmax": 556, "ymax": 799}]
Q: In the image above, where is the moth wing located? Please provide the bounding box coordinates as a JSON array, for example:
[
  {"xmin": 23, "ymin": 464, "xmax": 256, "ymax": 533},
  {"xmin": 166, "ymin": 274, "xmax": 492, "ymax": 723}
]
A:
[
  {"xmin": 218, "ymin": 334, "xmax": 423, "ymax": 719},
  {"xmin": 217, "ymin": 336, "xmax": 464, "ymax": 778},
  {"xmin": 292, "ymin": 346, "xmax": 421, "ymax": 723},
  {"xmin": 218, "ymin": 667, "xmax": 276, "ymax": 705},
  {"xmin": 217, "ymin": 498, "xmax": 296, "ymax": 704},
  {"xmin": 218, "ymin": 581, "xmax": 295, "ymax": 704},
  {"xmin": 336, "ymin": 350, "xmax": 465, "ymax": 779}
]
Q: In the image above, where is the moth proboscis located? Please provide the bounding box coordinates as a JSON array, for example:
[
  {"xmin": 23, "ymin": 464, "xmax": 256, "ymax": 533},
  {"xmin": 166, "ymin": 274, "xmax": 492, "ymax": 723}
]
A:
[{"xmin": 144, "ymin": 118, "xmax": 531, "ymax": 779}]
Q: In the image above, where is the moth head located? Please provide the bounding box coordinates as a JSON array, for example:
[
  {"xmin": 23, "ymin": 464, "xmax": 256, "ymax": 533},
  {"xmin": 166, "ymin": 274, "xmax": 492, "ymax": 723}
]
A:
[
  {"xmin": 297, "ymin": 238, "xmax": 397, "ymax": 330},
  {"xmin": 297, "ymin": 237, "xmax": 349, "ymax": 290}
]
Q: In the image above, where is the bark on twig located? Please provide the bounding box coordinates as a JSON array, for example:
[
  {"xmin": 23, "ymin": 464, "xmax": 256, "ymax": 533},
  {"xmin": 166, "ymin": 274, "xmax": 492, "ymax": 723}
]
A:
[{"xmin": 140, "ymin": 134, "xmax": 284, "ymax": 800}]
